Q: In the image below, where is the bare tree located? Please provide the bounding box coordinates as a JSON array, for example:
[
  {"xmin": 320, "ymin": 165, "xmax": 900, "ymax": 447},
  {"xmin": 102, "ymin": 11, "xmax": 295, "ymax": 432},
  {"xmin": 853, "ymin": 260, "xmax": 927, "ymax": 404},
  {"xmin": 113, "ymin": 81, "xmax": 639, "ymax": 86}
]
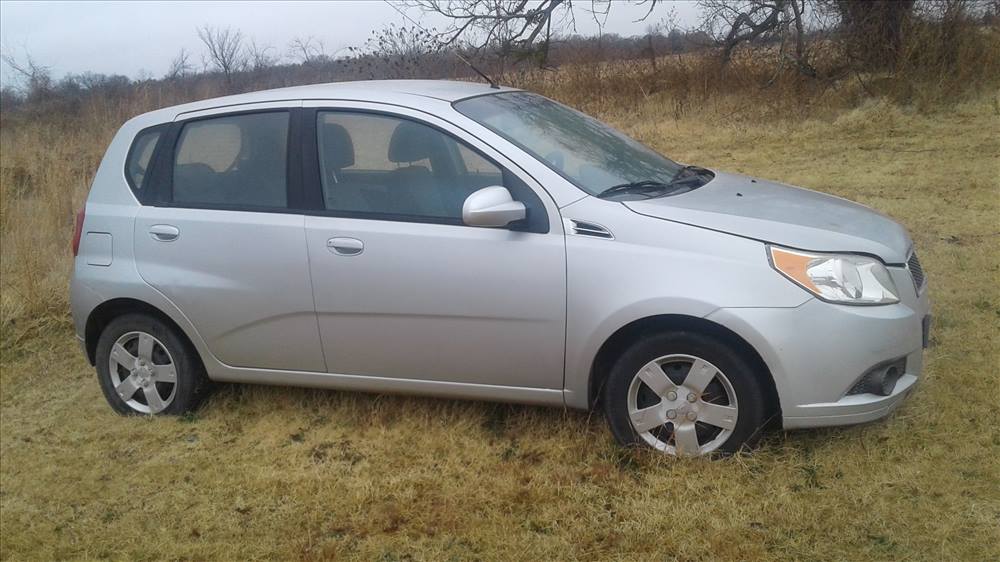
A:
[
  {"xmin": 288, "ymin": 36, "xmax": 326, "ymax": 65},
  {"xmin": 698, "ymin": 0, "xmax": 819, "ymax": 76},
  {"xmin": 364, "ymin": 23, "xmax": 440, "ymax": 58},
  {"xmin": 406, "ymin": 0, "xmax": 666, "ymax": 66},
  {"xmin": 698, "ymin": 1, "xmax": 927, "ymax": 77},
  {"xmin": 405, "ymin": 0, "xmax": 568, "ymax": 65},
  {"xmin": 165, "ymin": 48, "xmax": 193, "ymax": 79},
  {"xmin": 247, "ymin": 39, "xmax": 277, "ymax": 71},
  {"xmin": 197, "ymin": 25, "xmax": 247, "ymax": 84},
  {"xmin": 825, "ymin": 0, "xmax": 915, "ymax": 70},
  {"xmin": 0, "ymin": 51, "xmax": 52, "ymax": 99},
  {"xmin": 700, "ymin": 1, "xmax": 790, "ymax": 60},
  {"xmin": 348, "ymin": 23, "xmax": 443, "ymax": 79}
]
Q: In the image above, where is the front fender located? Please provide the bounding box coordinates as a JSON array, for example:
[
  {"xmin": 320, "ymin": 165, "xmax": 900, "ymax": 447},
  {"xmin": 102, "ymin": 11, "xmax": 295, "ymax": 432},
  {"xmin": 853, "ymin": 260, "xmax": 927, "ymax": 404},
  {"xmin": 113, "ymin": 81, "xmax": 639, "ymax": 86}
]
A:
[
  {"xmin": 563, "ymin": 297, "xmax": 724, "ymax": 409},
  {"xmin": 559, "ymin": 197, "xmax": 810, "ymax": 410}
]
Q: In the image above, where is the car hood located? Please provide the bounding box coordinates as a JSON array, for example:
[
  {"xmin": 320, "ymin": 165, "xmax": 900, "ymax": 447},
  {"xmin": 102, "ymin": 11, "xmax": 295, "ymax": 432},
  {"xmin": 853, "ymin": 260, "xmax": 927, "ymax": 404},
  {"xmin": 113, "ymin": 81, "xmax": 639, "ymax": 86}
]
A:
[{"xmin": 624, "ymin": 171, "xmax": 911, "ymax": 263}]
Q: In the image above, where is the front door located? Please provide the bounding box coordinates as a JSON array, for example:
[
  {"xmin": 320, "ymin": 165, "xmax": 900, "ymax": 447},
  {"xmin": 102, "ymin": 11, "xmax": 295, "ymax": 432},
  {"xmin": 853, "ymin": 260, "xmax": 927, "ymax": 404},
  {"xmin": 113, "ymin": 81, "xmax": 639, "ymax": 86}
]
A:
[{"xmin": 303, "ymin": 108, "xmax": 566, "ymax": 389}]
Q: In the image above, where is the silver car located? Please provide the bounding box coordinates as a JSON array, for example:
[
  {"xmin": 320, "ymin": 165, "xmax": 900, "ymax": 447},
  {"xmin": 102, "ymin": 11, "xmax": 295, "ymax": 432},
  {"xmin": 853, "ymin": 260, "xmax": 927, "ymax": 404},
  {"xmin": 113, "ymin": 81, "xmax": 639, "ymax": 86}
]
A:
[{"xmin": 70, "ymin": 80, "xmax": 930, "ymax": 456}]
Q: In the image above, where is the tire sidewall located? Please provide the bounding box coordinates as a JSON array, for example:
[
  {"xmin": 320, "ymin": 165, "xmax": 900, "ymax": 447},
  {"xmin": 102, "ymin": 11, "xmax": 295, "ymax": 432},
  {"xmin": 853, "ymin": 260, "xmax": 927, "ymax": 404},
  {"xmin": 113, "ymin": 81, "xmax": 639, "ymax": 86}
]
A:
[
  {"xmin": 603, "ymin": 330, "xmax": 767, "ymax": 456},
  {"xmin": 95, "ymin": 314, "xmax": 203, "ymax": 415}
]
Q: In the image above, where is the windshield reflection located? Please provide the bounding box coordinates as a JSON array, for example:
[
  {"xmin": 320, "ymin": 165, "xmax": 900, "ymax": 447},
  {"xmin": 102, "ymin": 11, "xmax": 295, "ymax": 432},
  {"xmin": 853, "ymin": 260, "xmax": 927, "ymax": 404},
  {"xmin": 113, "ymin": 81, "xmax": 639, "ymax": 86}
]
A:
[{"xmin": 455, "ymin": 92, "xmax": 683, "ymax": 196}]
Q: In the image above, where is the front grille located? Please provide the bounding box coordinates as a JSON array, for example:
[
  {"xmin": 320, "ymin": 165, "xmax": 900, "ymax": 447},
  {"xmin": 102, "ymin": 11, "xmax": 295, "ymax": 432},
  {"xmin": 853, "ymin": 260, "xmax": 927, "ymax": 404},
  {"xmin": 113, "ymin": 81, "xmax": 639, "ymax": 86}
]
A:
[{"xmin": 907, "ymin": 251, "xmax": 925, "ymax": 293}]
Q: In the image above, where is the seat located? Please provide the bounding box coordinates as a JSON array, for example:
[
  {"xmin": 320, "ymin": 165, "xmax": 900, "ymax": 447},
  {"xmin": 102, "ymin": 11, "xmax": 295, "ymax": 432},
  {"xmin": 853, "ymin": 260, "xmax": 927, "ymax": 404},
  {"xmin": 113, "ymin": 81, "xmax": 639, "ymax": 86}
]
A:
[
  {"xmin": 318, "ymin": 122, "xmax": 355, "ymax": 180},
  {"xmin": 173, "ymin": 163, "xmax": 221, "ymax": 203},
  {"xmin": 318, "ymin": 121, "xmax": 370, "ymax": 212},
  {"xmin": 386, "ymin": 121, "xmax": 451, "ymax": 217},
  {"xmin": 233, "ymin": 124, "xmax": 288, "ymax": 207}
]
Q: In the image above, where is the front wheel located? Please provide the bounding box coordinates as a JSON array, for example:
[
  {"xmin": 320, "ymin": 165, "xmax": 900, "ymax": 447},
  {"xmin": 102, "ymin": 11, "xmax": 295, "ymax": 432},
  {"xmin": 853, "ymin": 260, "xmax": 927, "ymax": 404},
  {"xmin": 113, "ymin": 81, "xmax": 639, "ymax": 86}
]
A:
[{"xmin": 603, "ymin": 331, "xmax": 768, "ymax": 457}]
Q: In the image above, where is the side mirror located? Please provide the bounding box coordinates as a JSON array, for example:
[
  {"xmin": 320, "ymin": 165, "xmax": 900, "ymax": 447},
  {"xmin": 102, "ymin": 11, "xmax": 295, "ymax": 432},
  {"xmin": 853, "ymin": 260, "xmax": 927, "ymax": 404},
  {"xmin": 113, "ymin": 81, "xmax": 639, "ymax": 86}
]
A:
[{"xmin": 462, "ymin": 186, "xmax": 527, "ymax": 228}]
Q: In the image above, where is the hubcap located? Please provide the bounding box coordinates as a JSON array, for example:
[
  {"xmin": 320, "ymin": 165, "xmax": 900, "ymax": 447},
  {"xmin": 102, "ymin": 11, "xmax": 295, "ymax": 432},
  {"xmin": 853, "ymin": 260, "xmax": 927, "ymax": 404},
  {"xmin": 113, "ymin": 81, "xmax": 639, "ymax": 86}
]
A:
[
  {"xmin": 108, "ymin": 331, "xmax": 177, "ymax": 414},
  {"xmin": 626, "ymin": 354, "xmax": 738, "ymax": 456}
]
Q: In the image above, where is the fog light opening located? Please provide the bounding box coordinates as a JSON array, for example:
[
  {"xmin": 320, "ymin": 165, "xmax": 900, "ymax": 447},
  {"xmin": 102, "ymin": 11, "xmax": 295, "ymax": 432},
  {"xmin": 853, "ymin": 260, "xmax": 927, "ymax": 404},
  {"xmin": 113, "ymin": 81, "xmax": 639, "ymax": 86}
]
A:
[
  {"xmin": 848, "ymin": 358, "xmax": 906, "ymax": 397},
  {"xmin": 880, "ymin": 366, "xmax": 901, "ymax": 396}
]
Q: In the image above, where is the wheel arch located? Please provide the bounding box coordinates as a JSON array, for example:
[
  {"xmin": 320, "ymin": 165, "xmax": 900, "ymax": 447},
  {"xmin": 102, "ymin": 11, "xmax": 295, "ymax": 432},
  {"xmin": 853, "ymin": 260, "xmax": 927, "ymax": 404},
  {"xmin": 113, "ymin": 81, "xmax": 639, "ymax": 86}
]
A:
[
  {"xmin": 587, "ymin": 314, "xmax": 781, "ymax": 424},
  {"xmin": 84, "ymin": 298, "xmax": 199, "ymax": 367}
]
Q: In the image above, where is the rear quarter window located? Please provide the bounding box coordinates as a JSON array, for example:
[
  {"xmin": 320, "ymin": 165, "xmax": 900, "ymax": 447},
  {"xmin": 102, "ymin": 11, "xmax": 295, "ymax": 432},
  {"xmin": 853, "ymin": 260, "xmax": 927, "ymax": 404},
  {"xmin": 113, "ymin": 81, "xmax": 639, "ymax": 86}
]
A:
[{"xmin": 125, "ymin": 128, "xmax": 163, "ymax": 194}]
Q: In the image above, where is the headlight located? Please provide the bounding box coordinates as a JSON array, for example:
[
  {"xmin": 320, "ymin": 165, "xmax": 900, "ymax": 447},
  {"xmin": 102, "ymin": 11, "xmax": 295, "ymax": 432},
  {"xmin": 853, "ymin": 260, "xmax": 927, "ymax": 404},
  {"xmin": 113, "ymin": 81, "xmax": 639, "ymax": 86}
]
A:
[{"xmin": 768, "ymin": 246, "xmax": 900, "ymax": 305}]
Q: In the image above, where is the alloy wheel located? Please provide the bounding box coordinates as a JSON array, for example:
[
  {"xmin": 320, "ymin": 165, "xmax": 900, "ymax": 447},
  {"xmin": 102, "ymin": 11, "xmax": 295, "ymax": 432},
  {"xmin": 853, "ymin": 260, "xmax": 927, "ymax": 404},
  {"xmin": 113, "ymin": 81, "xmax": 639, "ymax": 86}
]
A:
[
  {"xmin": 626, "ymin": 354, "xmax": 739, "ymax": 456},
  {"xmin": 108, "ymin": 331, "xmax": 177, "ymax": 414}
]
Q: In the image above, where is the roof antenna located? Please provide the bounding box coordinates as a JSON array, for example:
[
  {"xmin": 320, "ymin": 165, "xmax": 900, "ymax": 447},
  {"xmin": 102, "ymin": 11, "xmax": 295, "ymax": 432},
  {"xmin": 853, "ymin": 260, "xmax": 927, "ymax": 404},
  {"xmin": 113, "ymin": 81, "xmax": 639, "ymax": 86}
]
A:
[{"xmin": 382, "ymin": 0, "xmax": 500, "ymax": 89}]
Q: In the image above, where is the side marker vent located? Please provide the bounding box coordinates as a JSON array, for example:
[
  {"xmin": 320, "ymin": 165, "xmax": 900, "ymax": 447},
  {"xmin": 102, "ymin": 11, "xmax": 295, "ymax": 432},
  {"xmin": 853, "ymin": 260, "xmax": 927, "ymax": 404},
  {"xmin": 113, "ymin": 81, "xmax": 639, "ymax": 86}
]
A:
[{"xmin": 566, "ymin": 219, "xmax": 614, "ymax": 240}]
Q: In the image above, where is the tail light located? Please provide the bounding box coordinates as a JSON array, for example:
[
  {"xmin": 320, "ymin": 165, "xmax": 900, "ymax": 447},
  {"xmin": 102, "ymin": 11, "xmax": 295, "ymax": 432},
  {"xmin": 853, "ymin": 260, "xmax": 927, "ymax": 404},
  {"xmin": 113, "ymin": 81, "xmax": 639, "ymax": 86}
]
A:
[{"xmin": 72, "ymin": 207, "xmax": 85, "ymax": 257}]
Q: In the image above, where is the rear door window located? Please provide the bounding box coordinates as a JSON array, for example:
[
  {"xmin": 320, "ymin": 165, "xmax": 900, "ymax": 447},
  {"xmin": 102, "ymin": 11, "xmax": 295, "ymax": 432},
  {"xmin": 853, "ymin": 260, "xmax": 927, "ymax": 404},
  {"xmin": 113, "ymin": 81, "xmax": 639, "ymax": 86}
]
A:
[{"xmin": 172, "ymin": 112, "xmax": 290, "ymax": 208}]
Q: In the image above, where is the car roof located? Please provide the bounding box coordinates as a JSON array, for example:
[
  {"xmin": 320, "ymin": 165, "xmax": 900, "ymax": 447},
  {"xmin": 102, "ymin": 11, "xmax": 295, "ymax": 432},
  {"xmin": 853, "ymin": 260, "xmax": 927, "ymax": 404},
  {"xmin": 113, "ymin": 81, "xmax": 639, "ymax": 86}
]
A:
[{"xmin": 133, "ymin": 80, "xmax": 519, "ymax": 125}]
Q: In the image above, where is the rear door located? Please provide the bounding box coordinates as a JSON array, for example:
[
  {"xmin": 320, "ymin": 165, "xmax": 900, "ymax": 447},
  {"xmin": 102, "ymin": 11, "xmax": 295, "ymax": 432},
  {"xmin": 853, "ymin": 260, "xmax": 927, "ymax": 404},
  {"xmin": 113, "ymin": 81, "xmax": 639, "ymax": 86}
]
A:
[
  {"xmin": 134, "ymin": 103, "xmax": 326, "ymax": 372},
  {"xmin": 301, "ymin": 102, "xmax": 566, "ymax": 390}
]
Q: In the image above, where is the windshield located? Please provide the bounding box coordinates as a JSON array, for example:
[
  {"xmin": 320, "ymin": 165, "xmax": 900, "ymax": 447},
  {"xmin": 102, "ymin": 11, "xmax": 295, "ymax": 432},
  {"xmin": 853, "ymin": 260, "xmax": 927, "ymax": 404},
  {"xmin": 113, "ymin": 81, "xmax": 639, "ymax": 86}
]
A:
[{"xmin": 454, "ymin": 92, "xmax": 686, "ymax": 197}]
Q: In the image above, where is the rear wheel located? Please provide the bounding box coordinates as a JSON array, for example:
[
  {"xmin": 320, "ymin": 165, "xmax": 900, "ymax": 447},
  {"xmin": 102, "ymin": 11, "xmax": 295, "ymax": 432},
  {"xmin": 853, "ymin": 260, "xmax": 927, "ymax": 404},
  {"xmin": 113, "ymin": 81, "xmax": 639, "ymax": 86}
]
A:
[
  {"xmin": 603, "ymin": 331, "xmax": 768, "ymax": 456},
  {"xmin": 95, "ymin": 314, "xmax": 207, "ymax": 415}
]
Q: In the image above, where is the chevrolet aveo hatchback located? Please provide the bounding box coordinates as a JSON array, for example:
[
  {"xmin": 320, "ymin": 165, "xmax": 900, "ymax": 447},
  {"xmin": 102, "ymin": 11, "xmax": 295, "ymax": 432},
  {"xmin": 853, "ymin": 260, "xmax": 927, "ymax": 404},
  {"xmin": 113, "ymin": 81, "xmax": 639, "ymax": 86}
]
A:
[{"xmin": 71, "ymin": 80, "xmax": 931, "ymax": 456}]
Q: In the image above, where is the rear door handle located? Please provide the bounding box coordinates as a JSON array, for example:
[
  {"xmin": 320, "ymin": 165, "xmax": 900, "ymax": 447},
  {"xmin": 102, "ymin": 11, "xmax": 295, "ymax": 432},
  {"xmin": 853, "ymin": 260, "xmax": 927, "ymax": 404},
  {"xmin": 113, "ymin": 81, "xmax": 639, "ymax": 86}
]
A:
[
  {"xmin": 149, "ymin": 224, "xmax": 180, "ymax": 242},
  {"xmin": 327, "ymin": 237, "xmax": 364, "ymax": 256}
]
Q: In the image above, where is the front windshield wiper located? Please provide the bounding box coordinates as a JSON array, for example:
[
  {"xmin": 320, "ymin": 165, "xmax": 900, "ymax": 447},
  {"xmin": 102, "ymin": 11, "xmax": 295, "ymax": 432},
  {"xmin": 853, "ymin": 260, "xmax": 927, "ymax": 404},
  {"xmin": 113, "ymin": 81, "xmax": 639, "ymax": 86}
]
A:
[
  {"xmin": 596, "ymin": 180, "xmax": 676, "ymax": 199},
  {"xmin": 671, "ymin": 165, "xmax": 710, "ymax": 181},
  {"xmin": 596, "ymin": 166, "xmax": 712, "ymax": 199}
]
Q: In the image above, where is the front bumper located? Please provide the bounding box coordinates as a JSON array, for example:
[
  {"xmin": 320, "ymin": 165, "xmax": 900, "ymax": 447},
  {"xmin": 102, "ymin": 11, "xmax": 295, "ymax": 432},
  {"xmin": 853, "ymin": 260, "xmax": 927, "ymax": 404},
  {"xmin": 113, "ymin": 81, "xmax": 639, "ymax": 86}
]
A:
[{"xmin": 707, "ymin": 268, "xmax": 930, "ymax": 429}]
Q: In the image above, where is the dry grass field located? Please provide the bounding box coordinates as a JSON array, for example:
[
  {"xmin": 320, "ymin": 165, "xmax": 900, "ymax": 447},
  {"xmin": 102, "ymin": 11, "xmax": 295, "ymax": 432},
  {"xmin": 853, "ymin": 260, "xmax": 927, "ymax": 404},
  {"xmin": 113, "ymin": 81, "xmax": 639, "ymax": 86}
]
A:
[{"xmin": 2, "ymin": 82, "xmax": 999, "ymax": 560}]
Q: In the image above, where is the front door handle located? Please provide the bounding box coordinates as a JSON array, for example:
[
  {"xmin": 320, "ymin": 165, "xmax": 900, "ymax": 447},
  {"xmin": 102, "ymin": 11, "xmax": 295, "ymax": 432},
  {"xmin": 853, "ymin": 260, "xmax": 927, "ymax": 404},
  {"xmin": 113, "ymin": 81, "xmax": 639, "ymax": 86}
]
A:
[
  {"xmin": 327, "ymin": 237, "xmax": 364, "ymax": 256},
  {"xmin": 149, "ymin": 224, "xmax": 180, "ymax": 242}
]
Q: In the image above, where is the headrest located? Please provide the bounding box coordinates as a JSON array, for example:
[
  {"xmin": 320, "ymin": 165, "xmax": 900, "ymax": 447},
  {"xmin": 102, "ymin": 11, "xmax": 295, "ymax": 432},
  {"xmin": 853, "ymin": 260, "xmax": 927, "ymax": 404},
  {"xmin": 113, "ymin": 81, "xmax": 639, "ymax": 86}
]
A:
[
  {"xmin": 318, "ymin": 122, "xmax": 354, "ymax": 169},
  {"xmin": 388, "ymin": 121, "xmax": 437, "ymax": 163}
]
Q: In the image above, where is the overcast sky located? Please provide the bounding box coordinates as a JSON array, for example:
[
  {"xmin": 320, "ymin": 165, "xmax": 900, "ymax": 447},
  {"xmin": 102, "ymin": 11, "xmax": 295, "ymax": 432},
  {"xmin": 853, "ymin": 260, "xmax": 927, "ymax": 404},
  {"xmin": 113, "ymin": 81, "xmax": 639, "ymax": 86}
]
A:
[{"xmin": 0, "ymin": 1, "xmax": 701, "ymax": 86}]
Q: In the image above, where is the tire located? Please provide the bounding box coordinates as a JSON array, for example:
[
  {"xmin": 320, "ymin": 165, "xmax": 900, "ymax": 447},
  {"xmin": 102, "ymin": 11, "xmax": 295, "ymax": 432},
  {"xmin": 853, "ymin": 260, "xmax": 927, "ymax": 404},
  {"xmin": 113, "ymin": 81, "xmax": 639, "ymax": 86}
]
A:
[
  {"xmin": 95, "ymin": 313, "xmax": 208, "ymax": 415},
  {"xmin": 602, "ymin": 330, "xmax": 768, "ymax": 457}
]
